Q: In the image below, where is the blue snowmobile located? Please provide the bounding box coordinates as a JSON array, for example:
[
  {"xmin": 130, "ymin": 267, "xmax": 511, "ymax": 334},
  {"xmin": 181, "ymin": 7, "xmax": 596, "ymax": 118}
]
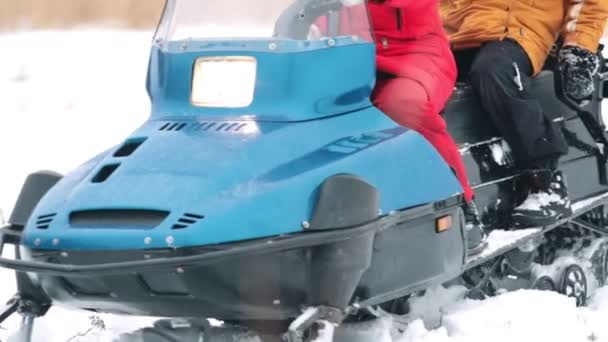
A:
[{"xmin": 1, "ymin": 0, "xmax": 608, "ymax": 341}]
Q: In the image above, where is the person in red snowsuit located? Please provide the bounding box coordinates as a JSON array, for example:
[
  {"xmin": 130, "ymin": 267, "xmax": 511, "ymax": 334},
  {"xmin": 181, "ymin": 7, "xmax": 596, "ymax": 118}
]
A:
[
  {"xmin": 313, "ymin": 1, "xmax": 485, "ymax": 254},
  {"xmin": 367, "ymin": 0, "xmax": 472, "ymax": 203},
  {"xmin": 369, "ymin": 0, "xmax": 485, "ymax": 253}
]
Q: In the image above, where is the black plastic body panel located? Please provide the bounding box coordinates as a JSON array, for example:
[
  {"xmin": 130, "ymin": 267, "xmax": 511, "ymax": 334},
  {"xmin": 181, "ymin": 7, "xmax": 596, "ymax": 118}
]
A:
[
  {"xmin": 445, "ymin": 69, "xmax": 608, "ymax": 228},
  {"xmin": 9, "ymin": 171, "xmax": 62, "ymax": 228},
  {"xmin": 19, "ymin": 203, "xmax": 464, "ymax": 320},
  {"xmin": 310, "ymin": 174, "xmax": 380, "ymax": 230}
]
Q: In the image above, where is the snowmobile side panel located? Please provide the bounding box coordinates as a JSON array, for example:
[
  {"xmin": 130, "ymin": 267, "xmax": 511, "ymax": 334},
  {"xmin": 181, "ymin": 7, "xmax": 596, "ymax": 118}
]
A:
[
  {"xmin": 443, "ymin": 87, "xmax": 499, "ymax": 145},
  {"xmin": 354, "ymin": 204, "xmax": 465, "ymax": 307}
]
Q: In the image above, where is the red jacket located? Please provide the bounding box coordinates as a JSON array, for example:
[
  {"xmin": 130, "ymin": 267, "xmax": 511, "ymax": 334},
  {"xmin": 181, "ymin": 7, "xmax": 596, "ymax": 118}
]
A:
[{"xmin": 368, "ymin": 0, "xmax": 456, "ymax": 82}]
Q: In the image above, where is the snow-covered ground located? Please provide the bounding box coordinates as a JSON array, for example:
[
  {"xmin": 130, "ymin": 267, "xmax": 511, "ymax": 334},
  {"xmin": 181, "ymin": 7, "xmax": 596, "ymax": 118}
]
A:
[
  {"xmin": 0, "ymin": 30, "xmax": 157, "ymax": 342},
  {"xmin": 0, "ymin": 30, "xmax": 607, "ymax": 342}
]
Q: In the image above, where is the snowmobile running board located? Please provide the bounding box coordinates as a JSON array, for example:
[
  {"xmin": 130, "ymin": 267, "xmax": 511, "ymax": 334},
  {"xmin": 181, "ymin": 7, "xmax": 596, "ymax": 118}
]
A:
[
  {"xmin": 0, "ymin": 192, "xmax": 607, "ymax": 293},
  {"xmin": 465, "ymin": 192, "xmax": 608, "ymax": 269}
]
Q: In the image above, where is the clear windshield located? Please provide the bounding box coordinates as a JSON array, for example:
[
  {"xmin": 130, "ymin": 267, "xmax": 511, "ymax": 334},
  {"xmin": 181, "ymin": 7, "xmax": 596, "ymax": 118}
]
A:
[{"xmin": 154, "ymin": 0, "xmax": 373, "ymax": 42}]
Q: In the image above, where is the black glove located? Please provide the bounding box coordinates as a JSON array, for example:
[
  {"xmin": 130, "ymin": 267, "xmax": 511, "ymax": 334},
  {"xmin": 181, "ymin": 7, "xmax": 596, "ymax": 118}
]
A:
[{"xmin": 558, "ymin": 45, "xmax": 600, "ymax": 100}]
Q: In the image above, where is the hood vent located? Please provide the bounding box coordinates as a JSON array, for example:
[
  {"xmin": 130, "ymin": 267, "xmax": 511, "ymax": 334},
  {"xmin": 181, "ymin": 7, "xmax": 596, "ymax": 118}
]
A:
[
  {"xmin": 172, "ymin": 213, "xmax": 205, "ymax": 230},
  {"xmin": 159, "ymin": 121, "xmax": 249, "ymax": 133},
  {"xmin": 36, "ymin": 213, "xmax": 56, "ymax": 229},
  {"xmin": 91, "ymin": 163, "xmax": 120, "ymax": 183},
  {"xmin": 114, "ymin": 137, "xmax": 147, "ymax": 157},
  {"xmin": 159, "ymin": 122, "xmax": 188, "ymax": 132},
  {"xmin": 70, "ymin": 209, "xmax": 170, "ymax": 229}
]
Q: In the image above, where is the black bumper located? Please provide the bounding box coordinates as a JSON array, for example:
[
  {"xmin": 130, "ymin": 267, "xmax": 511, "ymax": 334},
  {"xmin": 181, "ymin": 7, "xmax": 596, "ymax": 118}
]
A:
[{"xmin": 0, "ymin": 203, "xmax": 465, "ymax": 321}]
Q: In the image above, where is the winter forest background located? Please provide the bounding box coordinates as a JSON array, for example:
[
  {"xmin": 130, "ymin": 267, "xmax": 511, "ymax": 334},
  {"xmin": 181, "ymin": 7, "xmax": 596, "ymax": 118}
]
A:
[
  {"xmin": 0, "ymin": 0, "xmax": 165, "ymax": 30},
  {"xmin": 0, "ymin": 1, "xmax": 607, "ymax": 35}
]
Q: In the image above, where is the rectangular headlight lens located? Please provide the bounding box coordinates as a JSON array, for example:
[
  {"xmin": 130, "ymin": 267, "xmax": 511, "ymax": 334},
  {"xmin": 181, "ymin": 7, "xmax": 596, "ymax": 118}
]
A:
[{"xmin": 191, "ymin": 56, "xmax": 257, "ymax": 108}]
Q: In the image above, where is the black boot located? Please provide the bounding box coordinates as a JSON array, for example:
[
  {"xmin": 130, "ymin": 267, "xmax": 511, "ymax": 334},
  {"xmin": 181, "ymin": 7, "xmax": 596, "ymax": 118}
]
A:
[
  {"xmin": 463, "ymin": 201, "xmax": 487, "ymax": 256},
  {"xmin": 512, "ymin": 170, "xmax": 572, "ymax": 227}
]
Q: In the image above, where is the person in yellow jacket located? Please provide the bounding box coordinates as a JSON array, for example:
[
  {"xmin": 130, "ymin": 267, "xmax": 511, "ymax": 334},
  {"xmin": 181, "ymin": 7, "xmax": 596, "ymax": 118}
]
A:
[{"xmin": 441, "ymin": 1, "xmax": 608, "ymax": 228}]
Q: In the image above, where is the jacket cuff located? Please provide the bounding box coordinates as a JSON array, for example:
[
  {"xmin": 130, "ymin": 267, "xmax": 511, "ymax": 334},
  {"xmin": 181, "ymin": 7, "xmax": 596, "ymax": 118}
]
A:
[{"xmin": 563, "ymin": 30, "xmax": 603, "ymax": 54}]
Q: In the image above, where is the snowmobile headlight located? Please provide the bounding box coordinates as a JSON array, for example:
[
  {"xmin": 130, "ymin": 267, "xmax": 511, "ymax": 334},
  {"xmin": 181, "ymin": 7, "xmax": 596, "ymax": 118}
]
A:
[{"xmin": 191, "ymin": 56, "xmax": 257, "ymax": 108}]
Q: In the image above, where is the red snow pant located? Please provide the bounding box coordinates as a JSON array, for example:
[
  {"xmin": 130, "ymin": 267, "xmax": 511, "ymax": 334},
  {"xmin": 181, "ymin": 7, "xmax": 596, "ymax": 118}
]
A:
[{"xmin": 372, "ymin": 64, "xmax": 474, "ymax": 202}]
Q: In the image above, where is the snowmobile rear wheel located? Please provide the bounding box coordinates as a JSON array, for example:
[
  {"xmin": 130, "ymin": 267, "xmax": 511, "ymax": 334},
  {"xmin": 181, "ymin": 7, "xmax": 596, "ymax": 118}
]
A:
[
  {"xmin": 590, "ymin": 240, "xmax": 608, "ymax": 287},
  {"xmin": 531, "ymin": 276, "xmax": 556, "ymax": 291},
  {"xmin": 559, "ymin": 264, "xmax": 587, "ymax": 306}
]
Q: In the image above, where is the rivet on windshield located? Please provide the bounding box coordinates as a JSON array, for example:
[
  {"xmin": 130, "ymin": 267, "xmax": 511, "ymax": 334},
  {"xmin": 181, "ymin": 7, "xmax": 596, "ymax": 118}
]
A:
[
  {"xmin": 268, "ymin": 42, "xmax": 278, "ymax": 51},
  {"xmin": 327, "ymin": 39, "xmax": 336, "ymax": 47}
]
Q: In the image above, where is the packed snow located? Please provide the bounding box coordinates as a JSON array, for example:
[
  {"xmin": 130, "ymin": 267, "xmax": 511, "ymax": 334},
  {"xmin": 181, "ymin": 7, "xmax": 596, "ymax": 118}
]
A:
[{"xmin": 0, "ymin": 30, "xmax": 607, "ymax": 342}]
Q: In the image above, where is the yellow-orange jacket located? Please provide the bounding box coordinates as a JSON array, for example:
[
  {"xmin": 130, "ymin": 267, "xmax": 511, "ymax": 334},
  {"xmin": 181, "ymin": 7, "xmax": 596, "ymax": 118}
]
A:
[{"xmin": 440, "ymin": 0, "xmax": 608, "ymax": 75}]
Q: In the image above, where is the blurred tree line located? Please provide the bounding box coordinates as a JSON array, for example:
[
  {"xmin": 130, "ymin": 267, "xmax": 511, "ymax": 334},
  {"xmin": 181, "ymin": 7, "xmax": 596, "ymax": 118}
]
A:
[{"xmin": 0, "ymin": 0, "xmax": 165, "ymax": 30}]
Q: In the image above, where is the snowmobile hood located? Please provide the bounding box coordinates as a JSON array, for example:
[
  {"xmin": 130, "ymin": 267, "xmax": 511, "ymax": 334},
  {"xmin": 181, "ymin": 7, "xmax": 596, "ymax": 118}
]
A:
[
  {"xmin": 22, "ymin": 109, "xmax": 462, "ymax": 250},
  {"xmin": 146, "ymin": 39, "xmax": 376, "ymax": 122}
]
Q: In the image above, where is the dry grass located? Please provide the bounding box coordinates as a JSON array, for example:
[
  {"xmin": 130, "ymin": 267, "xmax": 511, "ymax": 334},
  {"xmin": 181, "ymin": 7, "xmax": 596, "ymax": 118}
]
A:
[{"xmin": 0, "ymin": 0, "xmax": 165, "ymax": 30}]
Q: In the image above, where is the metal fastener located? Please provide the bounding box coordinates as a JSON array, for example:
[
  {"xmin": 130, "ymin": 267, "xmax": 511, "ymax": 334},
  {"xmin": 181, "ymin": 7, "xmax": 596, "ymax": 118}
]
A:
[
  {"xmin": 166, "ymin": 236, "xmax": 175, "ymax": 245},
  {"xmin": 269, "ymin": 42, "xmax": 278, "ymax": 50},
  {"xmin": 302, "ymin": 221, "xmax": 311, "ymax": 229},
  {"xmin": 144, "ymin": 237, "xmax": 152, "ymax": 245}
]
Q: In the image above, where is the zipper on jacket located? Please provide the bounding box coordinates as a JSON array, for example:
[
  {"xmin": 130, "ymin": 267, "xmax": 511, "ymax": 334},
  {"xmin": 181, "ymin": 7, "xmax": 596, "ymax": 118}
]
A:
[{"xmin": 396, "ymin": 8, "xmax": 402, "ymax": 31}]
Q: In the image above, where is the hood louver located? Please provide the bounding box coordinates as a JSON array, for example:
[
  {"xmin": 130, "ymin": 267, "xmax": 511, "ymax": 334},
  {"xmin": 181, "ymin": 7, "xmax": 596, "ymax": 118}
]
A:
[
  {"xmin": 159, "ymin": 121, "xmax": 249, "ymax": 133},
  {"xmin": 172, "ymin": 213, "xmax": 205, "ymax": 230},
  {"xmin": 36, "ymin": 213, "xmax": 57, "ymax": 229}
]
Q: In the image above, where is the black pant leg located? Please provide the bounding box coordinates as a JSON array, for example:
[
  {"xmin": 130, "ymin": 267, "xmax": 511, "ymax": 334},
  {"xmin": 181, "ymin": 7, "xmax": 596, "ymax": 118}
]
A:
[{"xmin": 467, "ymin": 40, "xmax": 568, "ymax": 169}]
